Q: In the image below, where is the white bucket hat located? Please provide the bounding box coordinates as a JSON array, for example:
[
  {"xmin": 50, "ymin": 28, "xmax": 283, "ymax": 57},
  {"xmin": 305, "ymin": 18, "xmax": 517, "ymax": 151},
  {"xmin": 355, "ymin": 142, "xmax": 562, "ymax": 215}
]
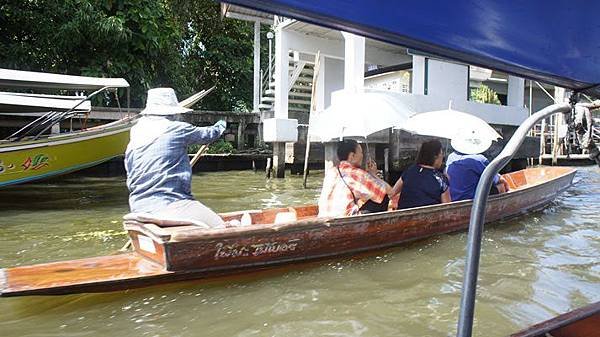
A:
[
  {"xmin": 451, "ymin": 128, "xmax": 493, "ymax": 155},
  {"xmin": 140, "ymin": 88, "xmax": 192, "ymax": 115}
]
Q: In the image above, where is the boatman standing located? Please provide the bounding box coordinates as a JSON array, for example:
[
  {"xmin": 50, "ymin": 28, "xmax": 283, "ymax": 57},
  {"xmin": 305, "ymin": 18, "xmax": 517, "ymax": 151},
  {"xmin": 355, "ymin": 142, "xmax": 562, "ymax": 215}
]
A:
[{"xmin": 125, "ymin": 88, "xmax": 227, "ymax": 228}]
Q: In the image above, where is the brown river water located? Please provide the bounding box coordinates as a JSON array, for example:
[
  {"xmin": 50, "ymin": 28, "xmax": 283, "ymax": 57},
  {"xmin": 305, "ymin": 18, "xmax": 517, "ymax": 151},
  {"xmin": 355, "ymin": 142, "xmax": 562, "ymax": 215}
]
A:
[{"xmin": 0, "ymin": 167, "xmax": 598, "ymax": 337}]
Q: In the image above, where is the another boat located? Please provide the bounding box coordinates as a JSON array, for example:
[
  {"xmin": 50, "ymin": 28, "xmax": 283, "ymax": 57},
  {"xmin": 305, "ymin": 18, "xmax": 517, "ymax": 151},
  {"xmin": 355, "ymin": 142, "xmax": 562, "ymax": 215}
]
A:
[
  {"xmin": 0, "ymin": 166, "xmax": 575, "ymax": 297},
  {"xmin": 0, "ymin": 69, "xmax": 134, "ymax": 187},
  {"xmin": 0, "ymin": 118, "xmax": 133, "ymax": 187},
  {"xmin": 510, "ymin": 301, "xmax": 600, "ymax": 337}
]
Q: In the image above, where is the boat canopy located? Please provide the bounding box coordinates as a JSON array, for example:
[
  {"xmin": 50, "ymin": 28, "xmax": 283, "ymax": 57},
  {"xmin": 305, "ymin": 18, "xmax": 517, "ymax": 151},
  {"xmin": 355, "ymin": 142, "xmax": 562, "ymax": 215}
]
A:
[
  {"xmin": 224, "ymin": 0, "xmax": 600, "ymax": 96},
  {"xmin": 0, "ymin": 68, "xmax": 129, "ymax": 90},
  {"xmin": 0, "ymin": 92, "xmax": 91, "ymax": 113}
]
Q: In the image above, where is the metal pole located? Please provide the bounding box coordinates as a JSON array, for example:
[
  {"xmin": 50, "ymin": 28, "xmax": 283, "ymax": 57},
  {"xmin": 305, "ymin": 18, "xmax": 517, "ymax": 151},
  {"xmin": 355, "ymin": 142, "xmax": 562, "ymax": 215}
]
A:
[{"xmin": 456, "ymin": 102, "xmax": 571, "ymax": 337}]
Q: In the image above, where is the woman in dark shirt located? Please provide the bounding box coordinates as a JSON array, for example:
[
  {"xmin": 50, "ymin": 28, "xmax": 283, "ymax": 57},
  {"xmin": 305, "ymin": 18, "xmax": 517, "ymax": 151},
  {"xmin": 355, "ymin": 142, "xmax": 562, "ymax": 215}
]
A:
[{"xmin": 393, "ymin": 139, "xmax": 451, "ymax": 209}]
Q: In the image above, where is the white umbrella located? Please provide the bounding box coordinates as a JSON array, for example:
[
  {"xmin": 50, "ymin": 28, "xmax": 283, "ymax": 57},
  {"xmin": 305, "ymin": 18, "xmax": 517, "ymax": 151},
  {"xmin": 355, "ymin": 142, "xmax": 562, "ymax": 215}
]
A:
[
  {"xmin": 397, "ymin": 103, "xmax": 501, "ymax": 154},
  {"xmin": 309, "ymin": 90, "xmax": 415, "ymax": 141}
]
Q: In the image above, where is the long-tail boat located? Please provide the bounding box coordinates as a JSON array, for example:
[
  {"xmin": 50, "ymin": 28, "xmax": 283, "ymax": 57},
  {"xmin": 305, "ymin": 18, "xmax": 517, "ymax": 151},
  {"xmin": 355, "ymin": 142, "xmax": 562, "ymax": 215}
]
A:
[
  {"xmin": 0, "ymin": 166, "xmax": 575, "ymax": 297},
  {"xmin": 0, "ymin": 69, "xmax": 134, "ymax": 187}
]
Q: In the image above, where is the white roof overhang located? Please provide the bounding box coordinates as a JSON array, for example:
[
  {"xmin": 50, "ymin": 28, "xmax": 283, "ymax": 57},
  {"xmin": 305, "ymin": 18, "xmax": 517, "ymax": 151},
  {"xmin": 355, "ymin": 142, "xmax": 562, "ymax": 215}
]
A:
[{"xmin": 0, "ymin": 69, "xmax": 129, "ymax": 90}]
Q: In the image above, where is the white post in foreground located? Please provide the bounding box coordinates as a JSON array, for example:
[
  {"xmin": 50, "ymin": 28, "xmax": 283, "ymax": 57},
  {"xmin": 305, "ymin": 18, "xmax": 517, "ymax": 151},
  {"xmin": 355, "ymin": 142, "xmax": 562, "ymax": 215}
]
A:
[{"xmin": 341, "ymin": 32, "xmax": 365, "ymax": 92}]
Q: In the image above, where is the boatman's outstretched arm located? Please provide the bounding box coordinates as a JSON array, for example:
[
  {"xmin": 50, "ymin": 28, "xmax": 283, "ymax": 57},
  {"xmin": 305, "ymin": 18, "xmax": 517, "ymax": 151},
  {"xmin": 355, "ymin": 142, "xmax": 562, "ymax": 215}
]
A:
[{"xmin": 184, "ymin": 120, "xmax": 227, "ymax": 145}]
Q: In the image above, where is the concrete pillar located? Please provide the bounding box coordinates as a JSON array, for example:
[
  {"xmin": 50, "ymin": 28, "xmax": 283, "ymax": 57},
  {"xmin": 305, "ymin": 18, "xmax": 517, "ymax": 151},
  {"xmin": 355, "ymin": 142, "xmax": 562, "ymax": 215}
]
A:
[
  {"xmin": 341, "ymin": 32, "xmax": 365, "ymax": 91},
  {"xmin": 507, "ymin": 76, "xmax": 525, "ymax": 107},
  {"xmin": 237, "ymin": 121, "xmax": 245, "ymax": 150},
  {"xmin": 272, "ymin": 142, "xmax": 286, "ymax": 178},
  {"xmin": 426, "ymin": 59, "xmax": 468, "ymax": 101},
  {"xmin": 253, "ymin": 21, "xmax": 261, "ymax": 112},
  {"xmin": 411, "ymin": 55, "xmax": 426, "ymax": 95},
  {"xmin": 315, "ymin": 54, "xmax": 326, "ymax": 112},
  {"xmin": 274, "ymin": 26, "xmax": 289, "ymax": 119}
]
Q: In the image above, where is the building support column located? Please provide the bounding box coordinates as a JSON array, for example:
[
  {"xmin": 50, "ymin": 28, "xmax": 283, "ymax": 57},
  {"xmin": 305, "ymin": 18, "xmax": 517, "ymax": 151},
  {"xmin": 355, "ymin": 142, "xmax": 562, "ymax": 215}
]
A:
[
  {"xmin": 341, "ymin": 32, "xmax": 365, "ymax": 92},
  {"xmin": 411, "ymin": 55, "xmax": 426, "ymax": 95},
  {"xmin": 507, "ymin": 76, "xmax": 525, "ymax": 107},
  {"xmin": 237, "ymin": 120, "xmax": 246, "ymax": 150},
  {"xmin": 252, "ymin": 21, "xmax": 261, "ymax": 112},
  {"xmin": 552, "ymin": 87, "xmax": 568, "ymax": 164},
  {"xmin": 274, "ymin": 26, "xmax": 289, "ymax": 118},
  {"xmin": 270, "ymin": 25, "xmax": 291, "ymax": 178},
  {"xmin": 272, "ymin": 142, "xmax": 286, "ymax": 178}
]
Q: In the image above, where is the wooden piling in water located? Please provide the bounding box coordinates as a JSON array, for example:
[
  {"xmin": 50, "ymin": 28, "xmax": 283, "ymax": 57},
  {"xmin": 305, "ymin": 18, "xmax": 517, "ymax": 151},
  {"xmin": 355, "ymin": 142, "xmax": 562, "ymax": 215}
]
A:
[{"xmin": 265, "ymin": 157, "xmax": 272, "ymax": 178}]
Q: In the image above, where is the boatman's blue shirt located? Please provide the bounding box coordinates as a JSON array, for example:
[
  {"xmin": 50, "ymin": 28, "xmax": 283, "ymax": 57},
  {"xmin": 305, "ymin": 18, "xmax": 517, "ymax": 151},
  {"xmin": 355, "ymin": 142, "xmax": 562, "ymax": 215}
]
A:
[
  {"xmin": 125, "ymin": 116, "xmax": 225, "ymax": 213},
  {"xmin": 445, "ymin": 152, "xmax": 500, "ymax": 202}
]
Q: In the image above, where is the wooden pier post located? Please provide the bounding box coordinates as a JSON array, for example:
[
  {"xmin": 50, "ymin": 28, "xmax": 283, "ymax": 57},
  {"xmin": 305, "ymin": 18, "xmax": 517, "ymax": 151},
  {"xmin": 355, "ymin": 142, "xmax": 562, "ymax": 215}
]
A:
[
  {"xmin": 384, "ymin": 148, "xmax": 390, "ymax": 181},
  {"xmin": 272, "ymin": 142, "xmax": 285, "ymax": 178},
  {"xmin": 265, "ymin": 157, "xmax": 272, "ymax": 178},
  {"xmin": 237, "ymin": 120, "xmax": 246, "ymax": 151}
]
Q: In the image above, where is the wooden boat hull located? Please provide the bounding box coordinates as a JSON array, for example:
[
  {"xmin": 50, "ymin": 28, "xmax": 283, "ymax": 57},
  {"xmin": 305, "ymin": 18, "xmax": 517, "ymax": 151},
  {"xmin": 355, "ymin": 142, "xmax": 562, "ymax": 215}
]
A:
[
  {"xmin": 0, "ymin": 119, "xmax": 132, "ymax": 187},
  {"xmin": 510, "ymin": 301, "xmax": 600, "ymax": 337},
  {"xmin": 0, "ymin": 167, "xmax": 576, "ymax": 296}
]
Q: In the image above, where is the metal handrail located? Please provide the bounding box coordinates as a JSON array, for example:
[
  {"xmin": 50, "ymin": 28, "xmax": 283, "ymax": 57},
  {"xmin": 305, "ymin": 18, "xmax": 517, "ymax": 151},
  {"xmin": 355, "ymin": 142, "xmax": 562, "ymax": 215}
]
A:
[{"xmin": 456, "ymin": 102, "xmax": 572, "ymax": 337}]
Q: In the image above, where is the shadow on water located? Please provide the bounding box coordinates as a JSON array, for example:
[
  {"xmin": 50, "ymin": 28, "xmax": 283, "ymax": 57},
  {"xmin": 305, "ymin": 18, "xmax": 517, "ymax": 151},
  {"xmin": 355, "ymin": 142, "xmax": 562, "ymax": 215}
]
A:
[{"xmin": 0, "ymin": 176, "xmax": 129, "ymax": 211}]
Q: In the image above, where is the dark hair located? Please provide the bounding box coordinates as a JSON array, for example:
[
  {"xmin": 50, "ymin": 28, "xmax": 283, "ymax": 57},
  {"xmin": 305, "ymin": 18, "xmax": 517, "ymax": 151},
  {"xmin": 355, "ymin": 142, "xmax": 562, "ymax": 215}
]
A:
[
  {"xmin": 416, "ymin": 140, "xmax": 442, "ymax": 166},
  {"xmin": 337, "ymin": 139, "xmax": 360, "ymax": 161}
]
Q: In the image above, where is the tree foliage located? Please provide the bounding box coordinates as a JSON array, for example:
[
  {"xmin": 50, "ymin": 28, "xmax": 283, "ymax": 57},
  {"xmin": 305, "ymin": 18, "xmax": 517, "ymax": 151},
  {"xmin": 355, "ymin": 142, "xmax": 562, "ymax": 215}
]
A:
[
  {"xmin": 0, "ymin": 0, "xmax": 258, "ymax": 110},
  {"xmin": 471, "ymin": 84, "xmax": 501, "ymax": 105}
]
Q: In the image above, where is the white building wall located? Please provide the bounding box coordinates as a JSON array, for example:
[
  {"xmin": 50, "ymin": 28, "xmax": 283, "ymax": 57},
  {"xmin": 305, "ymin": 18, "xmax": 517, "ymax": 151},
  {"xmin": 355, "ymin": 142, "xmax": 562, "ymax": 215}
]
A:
[
  {"xmin": 411, "ymin": 55, "xmax": 426, "ymax": 95},
  {"xmin": 507, "ymin": 75, "xmax": 525, "ymax": 107},
  {"xmin": 426, "ymin": 59, "xmax": 469, "ymax": 101},
  {"xmin": 323, "ymin": 58, "xmax": 344, "ymax": 108}
]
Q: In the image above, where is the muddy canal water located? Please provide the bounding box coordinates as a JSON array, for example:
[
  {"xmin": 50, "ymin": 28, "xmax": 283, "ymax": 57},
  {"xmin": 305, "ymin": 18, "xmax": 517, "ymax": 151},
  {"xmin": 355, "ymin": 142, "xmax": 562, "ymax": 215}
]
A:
[{"xmin": 0, "ymin": 167, "xmax": 598, "ymax": 336}]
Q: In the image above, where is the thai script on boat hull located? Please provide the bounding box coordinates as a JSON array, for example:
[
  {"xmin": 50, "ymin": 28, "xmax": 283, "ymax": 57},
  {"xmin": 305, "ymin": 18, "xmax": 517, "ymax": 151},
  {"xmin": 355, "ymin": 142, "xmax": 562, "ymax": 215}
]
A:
[{"xmin": 214, "ymin": 239, "xmax": 300, "ymax": 260}]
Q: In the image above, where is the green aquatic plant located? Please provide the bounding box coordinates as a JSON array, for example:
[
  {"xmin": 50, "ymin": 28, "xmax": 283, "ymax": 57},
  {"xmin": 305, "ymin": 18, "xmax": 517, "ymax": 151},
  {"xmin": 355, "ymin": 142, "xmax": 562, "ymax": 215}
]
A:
[
  {"xmin": 471, "ymin": 85, "xmax": 501, "ymax": 105},
  {"xmin": 188, "ymin": 139, "xmax": 235, "ymax": 154}
]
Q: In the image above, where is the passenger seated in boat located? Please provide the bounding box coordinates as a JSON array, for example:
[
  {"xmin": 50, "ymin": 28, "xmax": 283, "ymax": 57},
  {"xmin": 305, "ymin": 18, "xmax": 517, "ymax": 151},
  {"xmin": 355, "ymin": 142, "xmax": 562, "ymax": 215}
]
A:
[
  {"xmin": 445, "ymin": 132, "xmax": 510, "ymax": 201},
  {"xmin": 394, "ymin": 139, "xmax": 451, "ymax": 209},
  {"xmin": 318, "ymin": 139, "xmax": 400, "ymax": 217},
  {"xmin": 124, "ymin": 88, "xmax": 227, "ymax": 229}
]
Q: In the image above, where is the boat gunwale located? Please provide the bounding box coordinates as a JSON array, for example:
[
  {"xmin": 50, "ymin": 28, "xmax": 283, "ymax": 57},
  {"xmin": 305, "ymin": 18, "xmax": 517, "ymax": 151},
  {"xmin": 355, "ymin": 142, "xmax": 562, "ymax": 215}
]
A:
[
  {"xmin": 0, "ymin": 118, "xmax": 134, "ymax": 152},
  {"xmin": 0, "ymin": 167, "xmax": 578, "ymax": 297},
  {"xmin": 151, "ymin": 167, "xmax": 577, "ymax": 243},
  {"xmin": 510, "ymin": 301, "xmax": 600, "ymax": 337}
]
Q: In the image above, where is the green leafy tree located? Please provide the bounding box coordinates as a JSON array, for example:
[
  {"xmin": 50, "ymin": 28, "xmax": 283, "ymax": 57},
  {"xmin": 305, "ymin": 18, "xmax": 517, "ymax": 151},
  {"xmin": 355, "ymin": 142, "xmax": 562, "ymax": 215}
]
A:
[
  {"xmin": 168, "ymin": 0, "xmax": 255, "ymax": 111},
  {"xmin": 1, "ymin": 0, "xmax": 186, "ymax": 106},
  {"xmin": 0, "ymin": 0, "xmax": 260, "ymax": 111},
  {"xmin": 471, "ymin": 84, "xmax": 501, "ymax": 105}
]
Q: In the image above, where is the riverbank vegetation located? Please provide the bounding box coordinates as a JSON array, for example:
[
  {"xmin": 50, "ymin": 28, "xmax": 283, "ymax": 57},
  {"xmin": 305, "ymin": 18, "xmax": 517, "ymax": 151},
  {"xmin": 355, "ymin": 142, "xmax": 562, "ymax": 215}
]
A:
[{"xmin": 0, "ymin": 0, "xmax": 264, "ymax": 111}]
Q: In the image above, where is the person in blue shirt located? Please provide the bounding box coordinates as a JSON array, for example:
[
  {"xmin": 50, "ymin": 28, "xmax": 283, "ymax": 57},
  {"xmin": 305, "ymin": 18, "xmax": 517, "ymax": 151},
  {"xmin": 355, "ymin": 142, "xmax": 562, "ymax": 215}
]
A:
[
  {"xmin": 394, "ymin": 139, "xmax": 451, "ymax": 209},
  {"xmin": 445, "ymin": 132, "xmax": 510, "ymax": 201},
  {"xmin": 125, "ymin": 88, "xmax": 227, "ymax": 228}
]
